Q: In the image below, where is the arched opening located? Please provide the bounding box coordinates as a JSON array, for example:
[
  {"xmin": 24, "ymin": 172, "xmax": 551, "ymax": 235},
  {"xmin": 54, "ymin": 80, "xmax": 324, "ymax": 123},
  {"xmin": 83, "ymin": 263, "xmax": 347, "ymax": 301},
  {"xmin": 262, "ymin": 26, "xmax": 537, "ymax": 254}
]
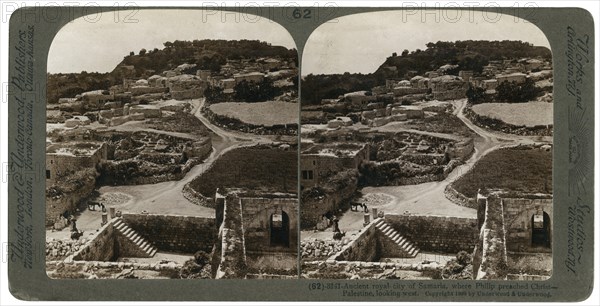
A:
[
  {"xmin": 270, "ymin": 211, "xmax": 289, "ymax": 247},
  {"xmin": 531, "ymin": 211, "xmax": 551, "ymax": 248}
]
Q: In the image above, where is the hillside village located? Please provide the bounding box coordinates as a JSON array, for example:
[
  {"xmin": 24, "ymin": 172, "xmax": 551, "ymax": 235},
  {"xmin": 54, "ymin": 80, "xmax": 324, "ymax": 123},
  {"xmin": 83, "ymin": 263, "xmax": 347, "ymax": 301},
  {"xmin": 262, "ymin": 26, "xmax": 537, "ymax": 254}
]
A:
[
  {"xmin": 300, "ymin": 40, "xmax": 553, "ymax": 281},
  {"xmin": 46, "ymin": 40, "xmax": 299, "ymax": 279}
]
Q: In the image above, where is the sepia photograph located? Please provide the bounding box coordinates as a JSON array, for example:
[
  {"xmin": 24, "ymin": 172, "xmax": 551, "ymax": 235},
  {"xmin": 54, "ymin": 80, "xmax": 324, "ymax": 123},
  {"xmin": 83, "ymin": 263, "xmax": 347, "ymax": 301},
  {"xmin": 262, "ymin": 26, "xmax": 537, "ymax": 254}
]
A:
[
  {"xmin": 45, "ymin": 9, "xmax": 299, "ymax": 279},
  {"xmin": 300, "ymin": 11, "xmax": 553, "ymax": 281}
]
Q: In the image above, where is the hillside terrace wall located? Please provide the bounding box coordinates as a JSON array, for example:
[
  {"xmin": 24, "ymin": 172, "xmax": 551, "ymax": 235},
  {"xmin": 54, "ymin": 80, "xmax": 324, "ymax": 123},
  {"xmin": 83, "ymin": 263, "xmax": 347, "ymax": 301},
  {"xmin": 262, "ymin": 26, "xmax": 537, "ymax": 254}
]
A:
[
  {"xmin": 384, "ymin": 214, "xmax": 478, "ymax": 254},
  {"xmin": 46, "ymin": 172, "xmax": 96, "ymax": 226},
  {"xmin": 122, "ymin": 213, "xmax": 217, "ymax": 254},
  {"xmin": 444, "ymin": 184, "xmax": 477, "ymax": 209},
  {"xmin": 301, "ymin": 172, "xmax": 358, "ymax": 229}
]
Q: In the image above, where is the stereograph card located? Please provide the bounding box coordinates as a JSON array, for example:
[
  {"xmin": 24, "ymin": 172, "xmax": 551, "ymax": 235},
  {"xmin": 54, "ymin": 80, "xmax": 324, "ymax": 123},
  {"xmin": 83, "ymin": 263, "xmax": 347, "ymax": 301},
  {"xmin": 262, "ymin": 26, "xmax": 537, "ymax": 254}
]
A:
[{"xmin": 4, "ymin": 3, "xmax": 596, "ymax": 302}]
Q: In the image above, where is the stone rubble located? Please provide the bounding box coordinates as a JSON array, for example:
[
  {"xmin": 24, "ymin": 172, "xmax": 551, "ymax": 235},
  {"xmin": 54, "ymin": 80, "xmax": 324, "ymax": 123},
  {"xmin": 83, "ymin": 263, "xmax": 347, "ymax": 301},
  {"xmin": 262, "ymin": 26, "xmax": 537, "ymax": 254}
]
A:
[{"xmin": 46, "ymin": 238, "xmax": 89, "ymax": 261}]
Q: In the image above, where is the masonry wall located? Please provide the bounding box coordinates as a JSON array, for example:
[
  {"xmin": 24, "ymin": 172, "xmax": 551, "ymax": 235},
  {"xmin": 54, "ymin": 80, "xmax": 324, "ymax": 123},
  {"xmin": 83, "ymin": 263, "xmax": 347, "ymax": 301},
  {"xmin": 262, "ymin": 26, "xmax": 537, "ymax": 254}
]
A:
[
  {"xmin": 385, "ymin": 214, "xmax": 478, "ymax": 254},
  {"xmin": 241, "ymin": 197, "xmax": 298, "ymax": 254},
  {"xmin": 214, "ymin": 194, "xmax": 247, "ymax": 279},
  {"xmin": 334, "ymin": 223, "xmax": 379, "ymax": 262},
  {"xmin": 46, "ymin": 171, "xmax": 96, "ymax": 226},
  {"xmin": 378, "ymin": 229, "xmax": 414, "ymax": 258},
  {"xmin": 502, "ymin": 198, "xmax": 553, "ymax": 252},
  {"xmin": 46, "ymin": 142, "xmax": 107, "ymax": 185},
  {"xmin": 475, "ymin": 196, "xmax": 508, "ymax": 280},
  {"xmin": 301, "ymin": 173, "xmax": 358, "ymax": 229},
  {"xmin": 300, "ymin": 144, "xmax": 369, "ymax": 189},
  {"xmin": 72, "ymin": 222, "xmax": 117, "ymax": 261},
  {"xmin": 122, "ymin": 213, "xmax": 217, "ymax": 254}
]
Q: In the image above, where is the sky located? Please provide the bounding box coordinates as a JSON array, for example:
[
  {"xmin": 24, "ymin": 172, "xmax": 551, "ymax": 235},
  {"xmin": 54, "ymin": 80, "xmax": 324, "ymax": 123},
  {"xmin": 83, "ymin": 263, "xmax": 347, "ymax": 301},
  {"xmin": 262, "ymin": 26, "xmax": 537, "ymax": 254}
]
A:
[
  {"xmin": 49, "ymin": 9, "xmax": 552, "ymax": 75},
  {"xmin": 48, "ymin": 9, "xmax": 296, "ymax": 73},
  {"xmin": 302, "ymin": 10, "xmax": 552, "ymax": 76}
]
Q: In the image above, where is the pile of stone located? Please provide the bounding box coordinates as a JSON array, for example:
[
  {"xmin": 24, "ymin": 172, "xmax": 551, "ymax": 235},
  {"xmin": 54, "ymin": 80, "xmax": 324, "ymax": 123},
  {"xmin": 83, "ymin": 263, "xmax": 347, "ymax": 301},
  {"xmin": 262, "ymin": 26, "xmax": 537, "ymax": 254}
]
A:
[
  {"xmin": 97, "ymin": 192, "xmax": 130, "ymax": 206},
  {"xmin": 46, "ymin": 238, "xmax": 88, "ymax": 260},
  {"xmin": 301, "ymin": 239, "xmax": 348, "ymax": 259}
]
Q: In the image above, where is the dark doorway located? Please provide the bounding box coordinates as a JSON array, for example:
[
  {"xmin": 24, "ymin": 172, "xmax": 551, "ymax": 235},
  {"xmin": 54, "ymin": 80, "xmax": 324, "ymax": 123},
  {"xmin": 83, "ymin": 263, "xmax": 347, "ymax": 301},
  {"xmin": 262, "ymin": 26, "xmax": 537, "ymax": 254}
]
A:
[
  {"xmin": 531, "ymin": 211, "xmax": 551, "ymax": 248},
  {"xmin": 270, "ymin": 211, "xmax": 289, "ymax": 247}
]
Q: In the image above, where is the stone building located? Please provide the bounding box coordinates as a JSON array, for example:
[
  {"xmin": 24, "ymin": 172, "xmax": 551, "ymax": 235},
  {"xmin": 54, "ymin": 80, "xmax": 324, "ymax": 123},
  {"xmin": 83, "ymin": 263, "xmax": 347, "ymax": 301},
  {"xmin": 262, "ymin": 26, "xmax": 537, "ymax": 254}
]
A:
[
  {"xmin": 46, "ymin": 141, "xmax": 107, "ymax": 185},
  {"xmin": 502, "ymin": 197, "xmax": 553, "ymax": 252},
  {"xmin": 428, "ymin": 75, "xmax": 468, "ymax": 100},
  {"xmin": 341, "ymin": 91, "xmax": 376, "ymax": 110},
  {"xmin": 458, "ymin": 70, "xmax": 474, "ymax": 82},
  {"xmin": 213, "ymin": 189, "xmax": 298, "ymax": 277},
  {"xmin": 233, "ymin": 72, "xmax": 265, "ymax": 84},
  {"xmin": 167, "ymin": 74, "xmax": 207, "ymax": 100},
  {"xmin": 300, "ymin": 142, "xmax": 369, "ymax": 189},
  {"xmin": 496, "ymin": 72, "xmax": 527, "ymax": 85},
  {"xmin": 476, "ymin": 192, "xmax": 553, "ymax": 253}
]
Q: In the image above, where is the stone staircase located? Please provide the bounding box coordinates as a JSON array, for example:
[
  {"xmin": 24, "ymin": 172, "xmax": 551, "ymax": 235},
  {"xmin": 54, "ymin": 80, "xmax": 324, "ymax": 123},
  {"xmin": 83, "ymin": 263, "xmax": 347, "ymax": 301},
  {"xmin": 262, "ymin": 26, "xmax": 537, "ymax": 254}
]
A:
[
  {"xmin": 374, "ymin": 218, "xmax": 419, "ymax": 258},
  {"xmin": 113, "ymin": 218, "xmax": 157, "ymax": 258}
]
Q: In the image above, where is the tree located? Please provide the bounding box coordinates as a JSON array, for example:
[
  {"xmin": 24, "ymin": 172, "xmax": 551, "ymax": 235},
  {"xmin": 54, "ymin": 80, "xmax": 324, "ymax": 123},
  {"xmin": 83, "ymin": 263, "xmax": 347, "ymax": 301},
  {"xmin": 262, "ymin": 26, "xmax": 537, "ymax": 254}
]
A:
[
  {"xmin": 496, "ymin": 78, "xmax": 540, "ymax": 103},
  {"xmin": 233, "ymin": 79, "xmax": 279, "ymax": 102},
  {"xmin": 401, "ymin": 49, "xmax": 409, "ymax": 56},
  {"xmin": 204, "ymin": 85, "xmax": 226, "ymax": 103},
  {"xmin": 466, "ymin": 84, "xmax": 486, "ymax": 104},
  {"xmin": 139, "ymin": 48, "xmax": 147, "ymax": 55}
]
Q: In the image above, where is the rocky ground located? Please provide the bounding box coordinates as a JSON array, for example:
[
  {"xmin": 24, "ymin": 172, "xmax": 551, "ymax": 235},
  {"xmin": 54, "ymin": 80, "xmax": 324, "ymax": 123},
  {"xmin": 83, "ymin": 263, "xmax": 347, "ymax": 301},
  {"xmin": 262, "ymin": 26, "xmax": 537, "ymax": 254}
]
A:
[
  {"xmin": 46, "ymin": 238, "xmax": 89, "ymax": 261},
  {"xmin": 301, "ymin": 239, "xmax": 346, "ymax": 260}
]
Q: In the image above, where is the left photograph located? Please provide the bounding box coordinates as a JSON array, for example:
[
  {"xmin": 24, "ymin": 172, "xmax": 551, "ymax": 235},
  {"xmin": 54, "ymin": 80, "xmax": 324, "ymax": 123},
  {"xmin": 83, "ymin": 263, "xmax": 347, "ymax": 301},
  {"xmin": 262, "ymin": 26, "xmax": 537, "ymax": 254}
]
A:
[{"xmin": 45, "ymin": 9, "xmax": 299, "ymax": 279}]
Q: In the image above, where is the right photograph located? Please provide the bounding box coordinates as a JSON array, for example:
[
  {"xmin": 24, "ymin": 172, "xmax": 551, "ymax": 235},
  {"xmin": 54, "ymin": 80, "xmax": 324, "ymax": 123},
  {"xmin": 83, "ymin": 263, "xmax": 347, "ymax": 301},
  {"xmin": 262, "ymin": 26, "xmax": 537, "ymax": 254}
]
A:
[{"xmin": 300, "ymin": 11, "xmax": 553, "ymax": 280}]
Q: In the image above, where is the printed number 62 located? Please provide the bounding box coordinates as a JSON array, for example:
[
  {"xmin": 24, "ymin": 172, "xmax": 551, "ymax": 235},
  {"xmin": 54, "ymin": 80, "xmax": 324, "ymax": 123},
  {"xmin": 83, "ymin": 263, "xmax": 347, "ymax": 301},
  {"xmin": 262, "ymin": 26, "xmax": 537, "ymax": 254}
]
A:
[{"xmin": 293, "ymin": 9, "xmax": 312, "ymax": 19}]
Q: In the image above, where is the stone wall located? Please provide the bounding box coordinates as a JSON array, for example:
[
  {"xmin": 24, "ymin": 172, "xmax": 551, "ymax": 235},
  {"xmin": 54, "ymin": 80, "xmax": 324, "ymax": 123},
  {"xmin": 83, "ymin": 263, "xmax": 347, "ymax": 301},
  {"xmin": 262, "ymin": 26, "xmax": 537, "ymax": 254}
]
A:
[
  {"xmin": 444, "ymin": 184, "xmax": 477, "ymax": 209},
  {"xmin": 213, "ymin": 194, "xmax": 247, "ymax": 279},
  {"xmin": 72, "ymin": 221, "xmax": 117, "ymax": 261},
  {"xmin": 384, "ymin": 214, "xmax": 478, "ymax": 254},
  {"xmin": 46, "ymin": 169, "xmax": 97, "ymax": 226},
  {"xmin": 301, "ymin": 172, "xmax": 358, "ymax": 229},
  {"xmin": 474, "ymin": 196, "xmax": 508, "ymax": 280},
  {"xmin": 502, "ymin": 197, "xmax": 552, "ymax": 252},
  {"xmin": 182, "ymin": 182, "xmax": 215, "ymax": 208},
  {"xmin": 333, "ymin": 222, "xmax": 379, "ymax": 262},
  {"xmin": 241, "ymin": 197, "xmax": 298, "ymax": 254},
  {"xmin": 393, "ymin": 87, "xmax": 428, "ymax": 96},
  {"xmin": 300, "ymin": 144, "xmax": 369, "ymax": 189},
  {"xmin": 122, "ymin": 213, "xmax": 217, "ymax": 254},
  {"xmin": 46, "ymin": 142, "xmax": 107, "ymax": 185}
]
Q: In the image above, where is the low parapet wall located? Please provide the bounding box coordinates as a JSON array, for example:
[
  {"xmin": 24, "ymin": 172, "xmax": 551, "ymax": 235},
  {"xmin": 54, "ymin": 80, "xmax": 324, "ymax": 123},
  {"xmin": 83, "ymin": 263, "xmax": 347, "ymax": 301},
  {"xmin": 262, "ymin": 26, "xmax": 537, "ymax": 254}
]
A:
[
  {"xmin": 71, "ymin": 220, "xmax": 117, "ymax": 261},
  {"xmin": 384, "ymin": 214, "xmax": 478, "ymax": 254}
]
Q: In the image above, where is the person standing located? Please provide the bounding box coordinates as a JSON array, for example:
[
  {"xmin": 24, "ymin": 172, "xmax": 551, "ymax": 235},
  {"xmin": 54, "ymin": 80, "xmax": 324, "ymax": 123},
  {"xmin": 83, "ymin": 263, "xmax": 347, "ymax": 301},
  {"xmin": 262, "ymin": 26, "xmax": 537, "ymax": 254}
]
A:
[{"xmin": 332, "ymin": 216, "xmax": 340, "ymax": 233}]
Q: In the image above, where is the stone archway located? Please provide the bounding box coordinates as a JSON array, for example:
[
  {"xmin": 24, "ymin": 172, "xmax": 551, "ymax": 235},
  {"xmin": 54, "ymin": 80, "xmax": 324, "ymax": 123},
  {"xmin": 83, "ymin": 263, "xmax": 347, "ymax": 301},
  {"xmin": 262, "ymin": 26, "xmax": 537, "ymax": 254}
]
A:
[
  {"xmin": 531, "ymin": 211, "xmax": 551, "ymax": 248},
  {"xmin": 270, "ymin": 211, "xmax": 290, "ymax": 247}
]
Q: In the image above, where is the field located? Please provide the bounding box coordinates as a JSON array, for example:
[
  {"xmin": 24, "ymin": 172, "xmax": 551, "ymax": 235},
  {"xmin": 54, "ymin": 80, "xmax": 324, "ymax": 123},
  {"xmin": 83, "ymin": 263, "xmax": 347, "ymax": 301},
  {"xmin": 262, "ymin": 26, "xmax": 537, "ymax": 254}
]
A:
[
  {"xmin": 189, "ymin": 146, "xmax": 297, "ymax": 197},
  {"xmin": 209, "ymin": 101, "xmax": 297, "ymax": 126},
  {"xmin": 471, "ymin": 102, "xmax": 553, "ymax": 127},
  {"xmin": 453, "ymin": 147, "xmax": 552, "ymax": 198}
]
